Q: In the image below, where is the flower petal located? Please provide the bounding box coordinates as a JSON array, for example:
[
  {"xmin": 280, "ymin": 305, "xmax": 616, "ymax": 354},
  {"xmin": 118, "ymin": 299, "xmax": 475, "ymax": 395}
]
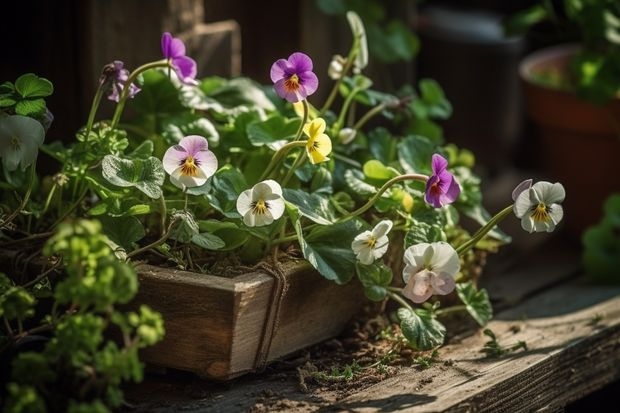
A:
[
  {"xmin": 402, "ymin": 272, "xmax": 433, "ymax": 303},
  {"xmin": 428, "ymin": 242, "xmax": 460, "ymax": 276},
  {"xmin": 371, "ymin": 220, "xmax": 393, "ymax": 239},
  {"xmin": 431, "ymin": 153, "xmax": 448, "ymax": 174},
  {"xmin": 162, "ymin": 145, "xmax": 188, "ymax": 175},
  {"xmin": 288, "ymin": 52, "xmax": 313, "ymax": 72},
  {"xmin": 236, "ymin": 189, "xmax": 254, "ymax": 217},
  {"xmin": 512, "ymin": 179, "xmax": 533, "ymax": 202},
  {"xmin": 431, "ymin": 272, "xmax": 456, "ymax": 296},
  {"xmin": 172, "ymin": 55, "xmax": 197, "ymax": 84},
  {"xmin": 298, "ymin": 71, "xmax": 319, "ymax": 96}
]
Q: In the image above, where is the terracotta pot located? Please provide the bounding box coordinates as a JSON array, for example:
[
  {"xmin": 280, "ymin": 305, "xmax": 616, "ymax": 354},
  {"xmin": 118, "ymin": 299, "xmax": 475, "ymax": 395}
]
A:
[{"xmin": 519, "ymin": 43, "xmax": 620, "ymax": 239}]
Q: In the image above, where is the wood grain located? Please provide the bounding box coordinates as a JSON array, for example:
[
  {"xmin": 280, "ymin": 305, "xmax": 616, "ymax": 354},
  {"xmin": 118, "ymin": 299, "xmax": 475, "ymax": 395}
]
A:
[{"xmin": 133, "ymin": 260, "xmax": 365, "ymax": 380}]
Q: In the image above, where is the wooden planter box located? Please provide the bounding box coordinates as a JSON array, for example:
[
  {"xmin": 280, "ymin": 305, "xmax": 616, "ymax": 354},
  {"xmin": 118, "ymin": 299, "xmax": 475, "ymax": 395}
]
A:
[{"xmin": 133, "ymin": 260, "xmax": 365, "ymax": 381}]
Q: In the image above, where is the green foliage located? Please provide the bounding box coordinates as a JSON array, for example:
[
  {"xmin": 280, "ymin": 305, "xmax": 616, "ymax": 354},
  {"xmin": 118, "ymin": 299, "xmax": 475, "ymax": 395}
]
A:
[
  {"xmin": 505, "ymin": 0, "xmax": 620, "ymax": 103},
  {"xmin": 480, "ymin": 328, "xmax": 528, "ymax": 358},
  {"xmin": 455, "ymin": 282, "xmax": 493, "ymax": 326},
  {"xmin": 397, "ymin": 307, "xmax": 446, "ymax": 351},
  {"xmin": 582, "ymin": 193, "xmax": 620, "ymax": 284},
  {"xmin": 1, "ymin": 219, "xmax": 164, "ymax": 412},
  {"xmin": 0, "ymin": 73, "xmax": 53, "ymax": 118}
]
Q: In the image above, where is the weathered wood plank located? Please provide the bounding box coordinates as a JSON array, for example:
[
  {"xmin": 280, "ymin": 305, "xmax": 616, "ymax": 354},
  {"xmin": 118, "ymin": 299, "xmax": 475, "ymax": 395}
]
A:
[
  {"xmin": 132, "ymin": 260, "xmax": 365, "ymax": 380},
  {"xmin": 339, "ymin": 281, "xmax": 620, "ymax": 412}
]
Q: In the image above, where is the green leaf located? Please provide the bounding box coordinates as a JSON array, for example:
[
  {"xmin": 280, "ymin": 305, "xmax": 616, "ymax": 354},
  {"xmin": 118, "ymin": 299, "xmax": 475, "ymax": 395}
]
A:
[
  {"xmin": 397, "ymin": 135, "xmax": 437, "ymax": 174},
  {"xmin": 15, "ymin": 98, "xmax": 46, "ymax": 117},
  {"xmin": 128, "ymin": 140, "xmax": 154, "ymax": 159},
  {"xmin": 98, "ymin": 215, "xmax": 146, "ymax": 251},
  {"xmin": 344, "ymin": 168, "xmax": 378, "ymax": 196},
  {"xmin": 191, "ymin": 232, "xmax": 225, "ymax": 250},
  {"xmin": 206, "ymin": 77, "xmax": 275, "ymax": 112},
  {"xmin": 0, "ymin": 97, "xmax": 17, "ymax": 107},
  {"xmin": 246, "ymin": 115, "xmax": 300, "ymax": 146},
  {"xmin": 356, "ymin": 262, "xmax": 393, "ymax": 301},
  {"xmin": 101, "ymin": 155, "xmax": 165, "ymax": 199},
  {"xmin": 161, "ymin": 113, "xmax": 220, "ymax": 147},
  {"xmin": 455, "ymin": 282, "xmax": 493, "ymax": 326},
  {"xmin": 363, "ymin": 159, "xmax": 398, "ymax": 182},
  {"xmin": 205, "ymin": 165, "xmax": 248, "ymax": 218},
  {"xmin": 419, "ymin": 78, "xmax": 452, "ymax": 119},
  {"xmin": 198, "ymin": 219, "xmax": 249, "ymax": 251},
  {"xmin": 169, "ymin": 210, "xmax": 199, "ymax": 243},
  {"xmin": 397, "ymin": 307, "xmax": 446, "ymax": 350},
  {"xmin": 283, "ymin": 189, "xmax": 335, "ymax": 224},
  {"xmin": 295, "ymin": 216, "xmax": 363, "ymax": 284},
  {"xmin": 14, "ymin": 73, "xmax": 53, "ymax": 98}
]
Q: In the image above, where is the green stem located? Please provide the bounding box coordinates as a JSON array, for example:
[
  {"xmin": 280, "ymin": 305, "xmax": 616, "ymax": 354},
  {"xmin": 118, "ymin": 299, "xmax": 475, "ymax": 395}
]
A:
[
  {"xmin": 281, "ymin": 150, "xmax": 307, "ymax": 186},
  {"xmin": 386, "ymin": 289, "xmax": 415, "ymax": 313},
  {"xmin": 40, "ymin": 183, "xmax": 58, "ymax": 217},
  {"xmin": 258, "ymin": 141, "xmax": 307, "ymax": 181},
  {"xmin": 435, "ymin": 305, "xmax": 467, "ymax": 317},
  {"xmin": 110, "ymin": 60, "xmax": 168, "ymax": 129},
  {"xmin": 127, "ymin": 218, "xmax": 179, "ymax": 259},
  {"xmin": 333, "ymin": 87, "xmax": 361, "ymax": 133},
  {"xmin": 320, "ymin": 47, "xmax": 358, "ymax": 115},
  {"xmin": 293, "ymin": 99, "xmax": 309, "ymax": 141},
  {"xmin": 159, "ymin": 193, "xmax": 167, "ymax": 238},
  {"xmin": 50, "ymin": 188, "xmax": 88, "ymax": 229},
  {"xmin": 1, "ymin": 164, "xmax": 36, "ymax": 228},
  {"xmin": 353, "ymin": 102, "xmax": 388, "ymax": 131},
  {"xmin": 455, "ymin": 204, "xmax": 514, "ymax": 256},
  {"xmin": 339, "ymin": 173, "xmax": 429, "ymax": 222},
  {"xmin": 85, "ymin": 85, "xmax": 104, "ymax": 138}
]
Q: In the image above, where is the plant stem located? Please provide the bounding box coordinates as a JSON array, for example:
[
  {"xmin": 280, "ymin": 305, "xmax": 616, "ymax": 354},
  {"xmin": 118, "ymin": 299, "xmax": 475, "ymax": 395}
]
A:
[
  {"xmin": 281, "ymin": 150, "xmax": 307, "ymax": 186},
  {"xmin": 320, "ymin": 46, "xmax": 358, "ymax": 115},
  {"xmin": 258, "ymin": 141, "xmax": 307, "ymax": 181},
  {"xmin": 126, "ymin": 218, "xmax": 178, "ymax": 259},
  {"xmin": 339, "ymin": 173, "xmax": 429, "ymax": 222},
  {"xmin": 455, "ymin": 204, "xmax": 514, "ymax": 256},
  {"xmin": 85, "ymin": 84, "xmax": 104, "ymax": 137},
  {"xmin": 293, "ymin": 99, "xmax": 309, "ymax": 141},
  {"xmin": 386, "ymin": 289, "xmax": 415, "ymax": 313},
  {"xmin": 110, "ymin": 60, "xmax": 168, "ymax": 129},
  {"xmin": 353, "ymin": 102, "xmax": 388, "ymax": 131},
  {"xmin": 1, "ymin": 164, "xmax": 36, "ymax": 229},
  {"xmin": 435, "ymin": 305, "xmax": 467, "ymax": 317}
]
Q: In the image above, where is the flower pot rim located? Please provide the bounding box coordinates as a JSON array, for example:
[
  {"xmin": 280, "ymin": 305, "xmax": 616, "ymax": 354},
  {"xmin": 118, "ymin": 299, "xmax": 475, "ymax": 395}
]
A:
[{"xmin": 518, "ymin": 42, "xmax": 581, "ymax": 89}]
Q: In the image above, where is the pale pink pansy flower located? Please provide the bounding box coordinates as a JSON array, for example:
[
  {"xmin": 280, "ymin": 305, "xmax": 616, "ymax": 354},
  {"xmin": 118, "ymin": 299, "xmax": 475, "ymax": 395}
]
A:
[
  {"xmin": 402, "ymin": 242, "xmax": 460, "ymax": 303},
  {"xmin": 162, "ymin": 135, "xmax": 217, "ymax": 190}
]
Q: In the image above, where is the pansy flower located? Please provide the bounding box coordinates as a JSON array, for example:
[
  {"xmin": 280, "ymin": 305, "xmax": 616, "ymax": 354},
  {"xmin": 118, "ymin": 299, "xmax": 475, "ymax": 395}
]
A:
[
  {"xmin": 424, "ymin": 154, "xmax": 461, "ymax": 208},
  {"xmin": 303, "ymin": 118, "xmax": 332, "ymax": 164},
  {"xmin": 99, "ymin": 60, "xmax": 141, "ymax": 102},
  {"xmin": 161, "ymin": 32, "xmax": 198, "ymax": 85},
  {"xmin": 270, "ymin": 52, "xmax": 319, "ymax": 103},
  {"xmin": 513, "ymin": 180, "xmax": 565, "ymax": 233},
  {"xmin": 162, "ymin": 135, "xmax": 217, "ymax": 189},
  {"xmin": 402, "ymin": 242, "xmax": 460, "ymax": 303},
  {"xmin": 236, "ymin": 180, "xmax": 285, "ymax": 227},
  {"xmin": 351, "ymin": 220, "xmax": 393, "ymax": 265},
  {"xmin": 0, "ymin": 115, "xmax": 45, "ymax": 172}
]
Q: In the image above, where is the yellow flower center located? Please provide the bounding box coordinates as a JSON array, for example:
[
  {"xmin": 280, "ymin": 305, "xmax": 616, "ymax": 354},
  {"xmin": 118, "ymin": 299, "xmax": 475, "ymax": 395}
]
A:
[
  {"xmin": 531, "ymin": 203, "xmax": 551, "ymax": 222},
  {"xmin": 284, "ymin": 74, "xmax": 300, "ymax": 92},
  {"xmin": 365, "ymin": 236, "xmax": 377, "ymax": 249},
  {"xmin": 180, "ymin": 155, "xmax": 199, "ymax": 177},
  {"xmin": 251, "ymin": 199, "xmax": 269, "ymax": 216},
  {"xmin": 10, "ymin": 136, "xmax": 20, "ymax": 150}
]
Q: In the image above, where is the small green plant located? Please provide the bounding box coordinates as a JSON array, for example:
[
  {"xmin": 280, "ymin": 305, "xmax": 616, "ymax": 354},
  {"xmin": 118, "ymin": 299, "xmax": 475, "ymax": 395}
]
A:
[
  {"xmin": 480, "ymin": 328, "xmax": 528, "ymax": 358},
  {"xmin": 505, "ymin": 0, "xmax": 620, "ymax": 104},
  {"xmin": 0, "ymin": 220, "xmax": 164, "ymax": 412},
  {"xmin": 582, "ymin": 193, "xmax": 620, "ymax": 284}
]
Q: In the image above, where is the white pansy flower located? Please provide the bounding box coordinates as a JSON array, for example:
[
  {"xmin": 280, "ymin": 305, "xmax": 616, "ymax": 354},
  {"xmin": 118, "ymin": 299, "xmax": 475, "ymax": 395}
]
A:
[
  {"xmin": 236, "ymin": 180, "xmax": 285, "ymax": 227},
  {"xmin": 351, "ymin": 220, "xmax": 393, "ymax": 265},
  {"xmin": 513, "ymin": 181, "xmax": 565, "ymax": 233},
  {"xmin": 402, "ymin": 242, "xmax": 460, "ymax": 303}
]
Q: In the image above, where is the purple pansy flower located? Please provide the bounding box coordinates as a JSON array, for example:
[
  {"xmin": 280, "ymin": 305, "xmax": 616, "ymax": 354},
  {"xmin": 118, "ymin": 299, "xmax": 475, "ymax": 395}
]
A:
[
  {"xmin": 162, "ymin": 135, "xmax": 217, "ymax": 189},
  {"xmin": 99, "ymin": 60, "xmax": 141, "ymax": 102},
  {"xmin": 161, "ymin": 32, "xmax": 198, "ymax": 85},
  {"xmin": 270, "ymin": 52, "xmax": 319, "ymax": 103},
  {"xmin": 424, "ymin": 154, "xmax": 461, "ymax": 208}
]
